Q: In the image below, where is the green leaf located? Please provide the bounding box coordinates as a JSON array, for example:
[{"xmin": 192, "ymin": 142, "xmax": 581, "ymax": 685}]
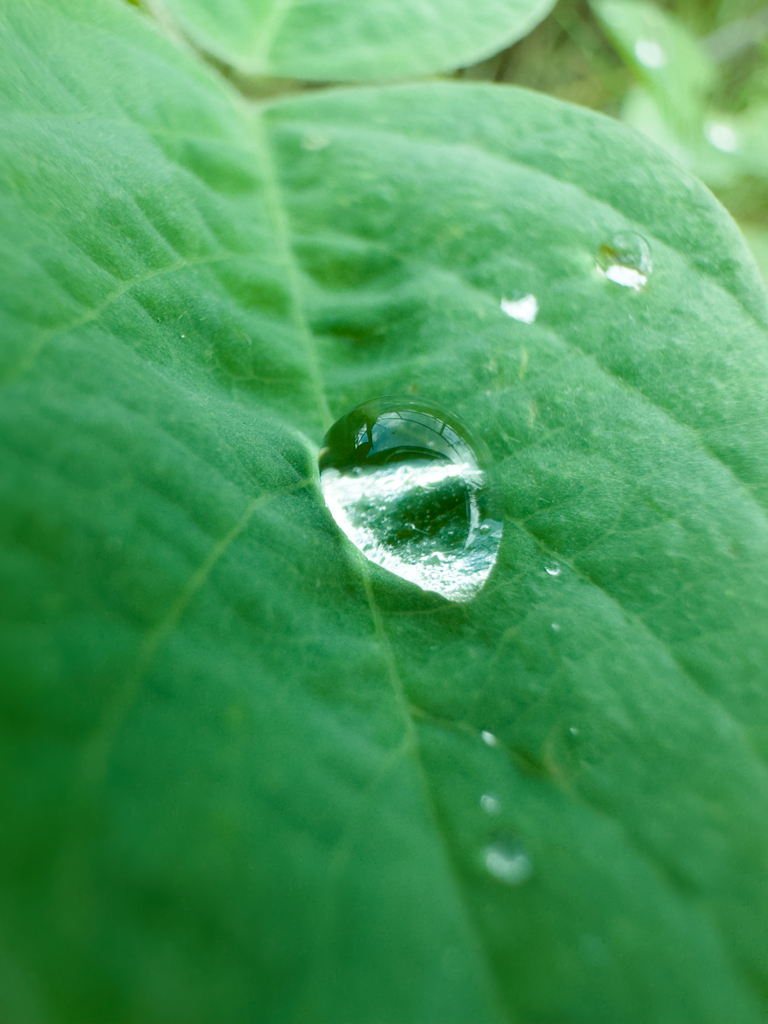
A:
[
  {"xmin": 591, "ymin": 0, "xmax": 715, "ymax": 141},
  {"xmin": 619, "ymin": 88, "xmax": 768, "ymax": 204},
  {"xmin": 2, "ymin": 1, "xmax": 768, "ymax": 1022},
  {"xmin": 147, "ymin": 0, "xmax": 556, "ymax": 80}
]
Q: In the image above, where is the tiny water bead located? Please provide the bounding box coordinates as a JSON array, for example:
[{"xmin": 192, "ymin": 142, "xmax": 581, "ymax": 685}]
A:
[
  {"xmin": 634, "ymin": 38, "xmax": 666, "ymax": 69},
  {"xmin": 500, "ymin": 294, "xmax": 538, "ymax": 324},
  {"xmin": 597, "ymin": 233, "xmax": 652, "ymax": 291},
  {"xmin": 480, "ymin": 793, "xmax": 501, "ymax": 815},
  {"xmin": 705, "ymin": 121, "xmax": 738, "ymax": 153},
  {"xmin": 481, "ymin": 730, "xmax": 499, "ymax": 747},
  {"xmin": 544, "ymin": 562, "xmax": 561, "ymax": 577},
  {"xmin": 483, "ymin": 838, "xmax": 533, "ymax": 886},
  {"xmin": 319, "ymin": 399, "xmax": 502, "ymax": 603}
]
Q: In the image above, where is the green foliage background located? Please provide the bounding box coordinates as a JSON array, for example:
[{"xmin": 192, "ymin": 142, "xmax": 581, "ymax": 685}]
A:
[
  {"xmin": 1, "ymin": 0, "xmax": 768, "ymax": 1022},
  {"xmin": 460, "ymin": 0, "xmax": 768, "ymax": 282}
]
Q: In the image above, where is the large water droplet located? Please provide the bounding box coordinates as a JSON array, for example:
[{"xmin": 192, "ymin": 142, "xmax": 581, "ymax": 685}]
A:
[
  {"xmin": 319, "ymin": 398, "xmax": 502, "ymax": 603},
  {"xmin": 483, "ymin": 838, "xmax": 533, "ymax": 886},
  {"xmin": 597, "ymin": 233, "xmax": 652, "ymax": 291}
]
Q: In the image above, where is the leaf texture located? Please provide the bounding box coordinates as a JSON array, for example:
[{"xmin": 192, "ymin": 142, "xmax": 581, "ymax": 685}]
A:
[{"xmin": 1, "ymin": 2, "xmax": 768, "ymax": 1022}]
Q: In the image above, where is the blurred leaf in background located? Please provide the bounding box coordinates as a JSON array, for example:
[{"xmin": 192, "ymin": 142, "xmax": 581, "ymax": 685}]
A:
[
  {"xmin": 459, "ymin": 0, "xmax": 768, "ymax": 281},
  {"xmin": 146, "ymin": 0, "xmax": 558, "ymax": 80}
]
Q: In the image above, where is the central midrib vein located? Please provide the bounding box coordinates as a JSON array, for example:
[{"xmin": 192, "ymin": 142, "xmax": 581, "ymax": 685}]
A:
[{"xmin": 360, "ymin": 563, "xmax": 513, "ymax": 1024}]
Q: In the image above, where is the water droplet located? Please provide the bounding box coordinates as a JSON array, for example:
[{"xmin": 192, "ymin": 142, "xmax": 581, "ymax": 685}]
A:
[
  {"xmin": 544, "ymin": 562, "xmax": 561, "ymax": 577},
  {"xmin": 483, "ymin": 838, "xmax": 533, "ymax": 886},
  {"xmin": 634, "ymin": 39, "xmax": 667, "ymax": 69},
  {"xmin": 481, "ymin": 730, "xmax": 499, "ymax": 747},
  {"xmin": 597, "ymin": 233, "xmax": 652, "ymax": 291},
  {"xmin": 500, "ymin": 294, "xmax": 538, "ymax": 324},
  {"xmin": 551, "ymin": 622, "xmax": 561, "ymax": 632},
  {"xmin": 705, "ymin": 121, "xmax": 738, "ymax": 153},
  {"xmin": 569, "ymin": 726, "xmax": 579, "ymax": 735},
  {"xmin": 319, "ymin": 399, "xmax": 502, "ymax": 603},
  {"xmin": 302, "ymin": 133, "xmax": 331, "ymax": 151},
  {"xmin": 480, "ymin": 793, "xmax": 501, "ymax": 815}
]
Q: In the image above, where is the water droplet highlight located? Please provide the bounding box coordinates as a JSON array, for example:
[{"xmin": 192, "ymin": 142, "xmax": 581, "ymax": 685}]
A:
[
  {"xmin": 480, "ymin": 793, "xmax": 501, "ymax": 815},
  {"xmin": 551, "ymin": 622, "xmax": 561, "ymax": 632},
  {"xmin": 544, "ymin": 562, "xmax": 561, "ymax": 577},
  {"xmin": 705, "ymin": 121, "xmax": 738, "ymax": 153},
  {"xmin": 319, "ymin": 398, "xmax": 502, "ymax": 603},
  {"xmin": 500, "ymin": 294, "xmax": 538, "ymax": 324},
  {"xmin": 634, "ymin": 39, "xmax": 666, "ymax": 69},
  {"xmin": 597, "ymin": 233, "xmax": 652, "ymax": 291},
  {"xmin": 481, "ymin": 730, "xmax": 499, "ymax": 747},
  {"xmin": 483, "ymin": 838, "xmax": 533, "ymax": 886}
]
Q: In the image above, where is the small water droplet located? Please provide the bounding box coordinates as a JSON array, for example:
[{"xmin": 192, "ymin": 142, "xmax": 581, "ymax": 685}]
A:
[
  {"xmin": 481, "ymin": 730, "xmax": 499, "ymax": 747},
  {"xmin": 634, "ymin": 39, "xmax": 667, "ymax": 69},
  {"xmin": 483, "ymin": 838, "xmax": 533, "ymax": 886},
  {"xmin": 302, "ymin": 133, "xmax": 331, "ymax": 151},
  {"xmin": 319, "ymin": 399, "xmax": 502, "ymax": 603},
  {"xmin": 500, "ymin": 294, "xmax": 538, "ymax": 324},
  {"xmin": 704, "ymin": 121, "xmax": 738, "ymax": 153},
  {"xmin": 544, "ymin": 562, "xmax": 561, "ymax": 577},
  {"xmin": 597, "ymin": 233, "xmax": 652, "ymax": 291},
  {"xmin": 551, "ymin": 622, "xmax": 561, "ymax": 632},
  {"xmin": 180, "ymin": 333, "xmax": 185, "ymax": 338},
  {"xmin": 480, "ymin": 793, "xmax": 501, "ymax": 815},
  {"xmin": 569, "ymin": 726, "xmax": 579, "ymax": 736}
]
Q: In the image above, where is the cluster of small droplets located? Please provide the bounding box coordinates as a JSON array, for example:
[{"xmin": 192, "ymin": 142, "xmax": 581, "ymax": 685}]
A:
[
  {"xmin": 476, "ymin": 730, "xmax": 533, "ymax": 887},
  {"xmin": 317, "ymin": 230, "xmax": 657, "ymax": 893}
]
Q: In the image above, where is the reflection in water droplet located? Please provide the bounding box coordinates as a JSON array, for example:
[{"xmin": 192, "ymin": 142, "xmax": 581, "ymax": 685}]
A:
[
  {"xmin": 597, "ymin": 233, "xmax": 652, "ymax": 291},
  {"xmin": 500, "ymin": 294, "xmax": 538, "ymax": 324},
  {"xmin": 483, "ymin": 838, "xmax": 533, "ymax": 886},
  {"xmin": 634, "ymin": 39, "xmax": 667, "ymax": 68},
  {"xmin": 705, "ymin": 121, "xmax": 738, "ymax": 153},
  {"xmin": 481, "ymin": 730, "xmax": 499, "ymax": 747},
  {"xmin": 545, "ymin": 562, "xmax": 561, "ymax": 577},
  {"xmin": 319, "ymin": 399, "xmax": 502, "ymax": 603},
  {"xmin": 480, "ymin": 793, "xmax": 501, "ymax": 815}
]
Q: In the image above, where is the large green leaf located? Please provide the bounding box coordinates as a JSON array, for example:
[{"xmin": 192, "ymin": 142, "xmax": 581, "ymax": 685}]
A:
[
  {"xmin": 146, "ymin": 0, "xmax": 556, "ymax": 80},
  {"xmin": 2, "ymin": 1, "xmax": 768, "ymax": 1022}
]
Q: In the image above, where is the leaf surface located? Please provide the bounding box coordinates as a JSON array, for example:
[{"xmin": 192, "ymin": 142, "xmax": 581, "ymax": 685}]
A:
[
  {"xmin": 147, "ymin": 0, "xmax": 556, "ymax": 80},
  {"xmin": 2, "ymin": 2, "xmax": 768, "ymax": 1023}
]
